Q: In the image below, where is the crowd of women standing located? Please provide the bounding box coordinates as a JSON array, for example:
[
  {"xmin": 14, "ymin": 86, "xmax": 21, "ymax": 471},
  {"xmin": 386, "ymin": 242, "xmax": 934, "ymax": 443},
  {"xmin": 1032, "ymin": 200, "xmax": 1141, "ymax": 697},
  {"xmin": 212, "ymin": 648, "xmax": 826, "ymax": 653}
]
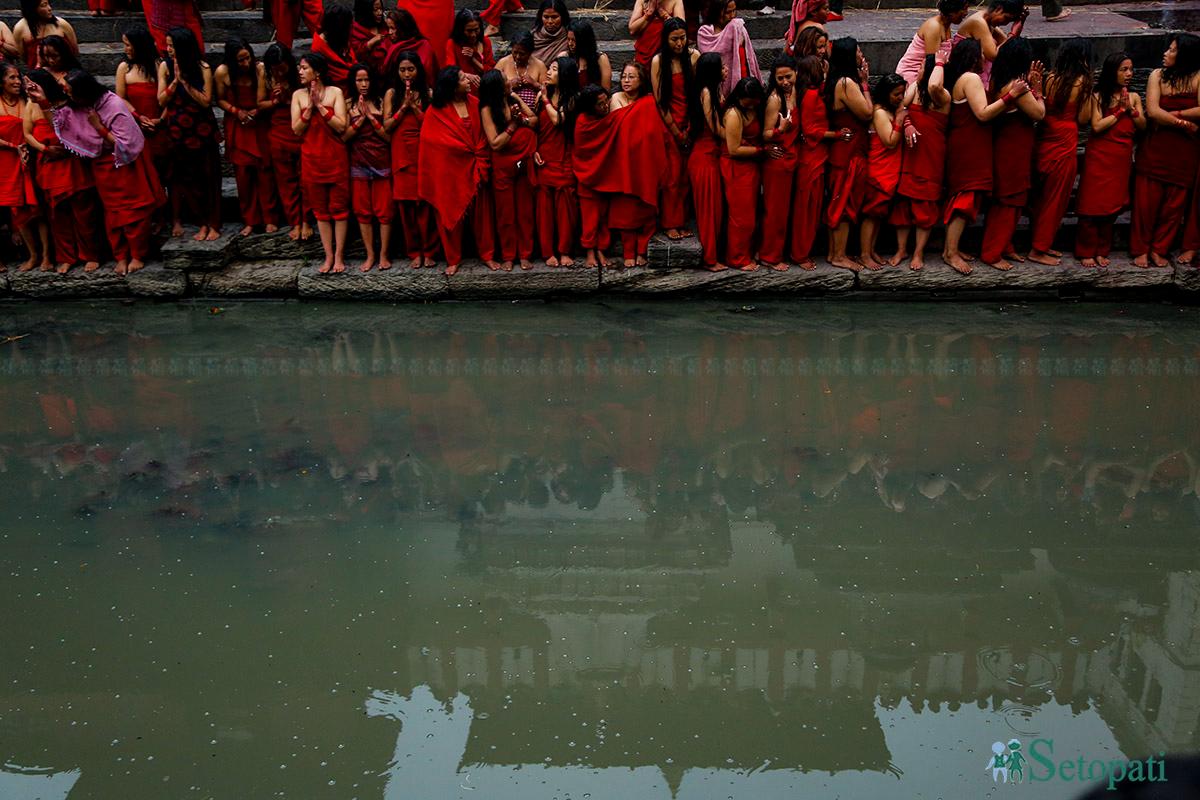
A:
[{"xmin": 0, "ymin": 0, "xmax": 1198, "ymax": 276}]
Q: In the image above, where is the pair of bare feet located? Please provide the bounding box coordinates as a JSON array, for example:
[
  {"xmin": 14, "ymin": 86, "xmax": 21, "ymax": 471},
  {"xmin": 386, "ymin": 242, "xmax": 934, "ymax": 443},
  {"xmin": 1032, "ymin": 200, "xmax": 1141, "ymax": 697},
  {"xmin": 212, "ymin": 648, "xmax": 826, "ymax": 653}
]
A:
[
  {"xmin": 317, "ymin": 259, "xmax": 346, "ymax": 274},
  {"xmin": 485, "ymin": 260, "xmax": 532, "ymax": 271},
  {"xmin": 113, "ymin": 260, "xmax": 145, "ymax": 275},
  {"xmin": 584, "ymin": 249, "xmax": 609, "ymax": 268},
  {"xmin": 171, "ymin": 223, "xmax": 221, "ymax": 241},
  {"xmin": 1133, "ymin": 252, "xmax": 1172, "ymax": 268},
  {"xmin": 18, "ymin": 255, "xmax": 53, "ymax": 273},
  {"xmin": 239, "ymin": 224, "xmax": 279, "ymax": 237},
  {"xmin": 544, "ymin": 255, "xmax": 575, "ymax": 268},
  {"xmin": 286, "ymin": 224, "xmax": 315, "ymax": 241},
  {"xmin": 1078, "ymin": 256, "xmax": 1112, "ymax": 268},
  {"xmin": 665, "ymin": 228, "xmax": 693, "ymax": 241},
  {"xmin": 408, "ymin": 256, "xmax": 438, "ymax": 269},
  {"xmin": 621, "ymin": 257, "xmax": 650, "ymax": 268},
  {"xmin": 358, "ymin": 255, "xmax": 393, "ymax": 272}
]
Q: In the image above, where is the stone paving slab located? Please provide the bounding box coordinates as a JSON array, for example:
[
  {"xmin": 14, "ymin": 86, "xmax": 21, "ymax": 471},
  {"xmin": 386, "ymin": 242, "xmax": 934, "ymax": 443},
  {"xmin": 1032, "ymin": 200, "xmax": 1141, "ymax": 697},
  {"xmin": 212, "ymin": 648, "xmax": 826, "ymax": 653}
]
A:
[
  {"xmin": 7, "ymin": 265, "xmax": 129, "ymax": 297},
  {"xmin": 190, "ymin": 261, "xmax": 305, "ymax": 296},
  {"xmin": 599, "ymin": 261, "xmax": 856, "ymax": 293},
  {"xmin": 855, "ymin": 256, "xmax": 1175, "ymax": 292},
  {"xmin": 127, "ymin": 262, "xmax": 189, "ymax": 297},
  {"xmin": 445, "ymin": 262, "xmax": 601, "ymax": 299},
  {"xmin": 162, "ymin": 230, "xmax": 236, "ymax": 272},
  {"xmin": 297, "ymin": 264, "xmax": 449, "ymax": 300}
]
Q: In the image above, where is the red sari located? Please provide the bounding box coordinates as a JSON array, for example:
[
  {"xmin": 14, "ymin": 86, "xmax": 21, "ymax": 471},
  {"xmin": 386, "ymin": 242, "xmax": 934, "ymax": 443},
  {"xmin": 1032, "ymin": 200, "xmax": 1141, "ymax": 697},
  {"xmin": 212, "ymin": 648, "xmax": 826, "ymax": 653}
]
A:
[
  {"xmin": 1075, "ymin": 106, "xmax": 1134, "ymax": 259},
  {"xmin": 402, "ymin": 0, "xmax": 455, "ymax": 67},
  {"xmin": 350, "ymin": 22, "xmax": 389, "ymax": 76},
  {"xmin": 268, "ymin": 0, "xmax": 324, "ymax": 49},
  {"xmin": 824, "ymin": 106, "xmax": 867, "ymax": 226},
  {"xmin": 383, "ymin": 38, "xmax": 437, "ymax": 85},
  {"xmin": 791, "ymin": 87, "xmax": 827, "ymax": 262},
  {"xmin": 688, "ymin": 121, "xmax": 724, "ymax": 267},
  {"xmin": 300, "ymin": 102, "xmax": 350, "ymax": 221},
  {"xmin": 861, "ymin": 118, "xmax": 902, "ymax": 218},
  {"xmin": 391, "ymin": 106, "xmax": 438, "ymax": 260},
  {"xmin": 1030, "ymin": 100, "xmax": 1078, "ymax": 253},
  {"xmin": 480, "ymin": 0, "xmax": 522, "ymax": 29},
  {"xmin": 0, "ymin": 110, "xmax": 38, "ymax": 227},
  {"xmin": 980, "ymin": 107, "xmax": 1035, "ymax": 263},
  {"xmin": 123, "ymin": 81, "xmax": 167, "ymax": 160},
  {"xmin": 1132, "ymin": 92, "xmax": 1198, "ymax": 257},
  {"xmin": 491, "ymin": 118, "xmax": 538, "ymax": 262},
  {"xmin": 312, "ymin": 35, "xmax": 354, "ymax": 89},
  {"xmin": 720, "ymin": 115, "xmax": 762, "ymax": 267},
  {"xmin": 759, "ymin": 100, "xmax": 798, "ymax": 265},
  {"xmin": 890, "ymin": 103, "xmax": 946, "ymax": 230},
  {"xmin": 659, "ymin": 68, "xmax": 690, "ymax": 230},
  {"xmin": 225, "ymin": 79, "xmax": 277, "ymax": 228},
  {"xmin": 943, "ymin": 99, "xmax": 992, "ymax": 223},
  {"xmin": 443, "ymin": 37, "xmax": 495, "ymax": 83},
  {"xmin": 144, "ymin": 0, "xmax": 204, "ymax": 52},
  {"xmin": 418, "ymin": 97, "xmax": 495, "ymax": 264},
  {"xmin": 634, "ymin": 15, "xmax": 664, "ymax": 70},
  {"xmin": 267, "ymin": 95, "xmax": 304, "ymax": 228},
  {"xmin": 30, "ymin": 117, "xmax": 101, "ymax": 264},
  {"xmin": 535, "ymin": 103, "xmax": 578, "ymax": 259}
]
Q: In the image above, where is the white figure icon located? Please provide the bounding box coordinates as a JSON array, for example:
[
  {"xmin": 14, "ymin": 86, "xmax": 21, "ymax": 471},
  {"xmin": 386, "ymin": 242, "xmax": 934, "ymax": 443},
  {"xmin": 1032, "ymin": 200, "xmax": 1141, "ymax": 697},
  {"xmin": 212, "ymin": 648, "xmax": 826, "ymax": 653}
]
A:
[{"xmin": 987, "ymin": 741, "xmax": 1010, "ymax": 783}]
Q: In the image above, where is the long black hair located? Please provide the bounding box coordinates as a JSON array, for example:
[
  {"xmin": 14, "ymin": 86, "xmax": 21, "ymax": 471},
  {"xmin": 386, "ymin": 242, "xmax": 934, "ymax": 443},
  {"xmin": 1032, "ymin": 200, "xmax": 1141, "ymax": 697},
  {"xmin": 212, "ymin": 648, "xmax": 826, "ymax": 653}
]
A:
[
  {"xmin": 936, "ymin": 0, "xmax": 969, "ymax": 15},
  {"xmin": 692, "ymin": 50, "xmax": 723, "ymax": 133},
  {"xmin": 450, "ymin": 8, "xmax": 481, "ymax": 46},
  {"xmin": 702, "ymin": 0, "xmax": 732, "ymax": 26},
  {"xmin": 656, "ymin": 17, "xmax": 693, "ymax": 116},
  {"xmin": 20, "ymin": 0, "xmax": 54, "ymax": 38},
  {"xmin": 263, "ymin": 42, "xmax": 299, "ymax": 92},
  {"xmin": 321, "ymin": 2, "xmax": 354, "ymax": 54},
  {"xmin": 26, "ymin": 67, "xmax": 64, "ymax": 102},
  {"xmin": 390, "ymin": 49, "xmax": 429, "ymax": 108},
  {"xmin": 795, "ymin": 54, "xmax": 823, "ymax": 96},
  {"xmin": 535, "ymin": 0, "xmax": 570, "ymax": 33},
  {"xmin": 1162, "ymin": 33, "xmax": 1200, "ymax": 93},
  {"xmin": 1095, "ymin": 51, "xmax": 1130, "ymax": 111},
  {"xmin": 65, "ymin": 68, "xmax": 109, "ymax": 107},
  {"xmin": 387, "ymin": 8, "xmax": 424, "ymax": 41},
  {"xmin": 871, "ymin": 72, "xmax": 905, "ymax": 109},
  {"xmin": 353, "ymin": 0, "xmax": 380, "ymax": 29},
  {"xmin": 766, "ymin": 53, "xmax": 798, "ymax": 105},
  {"xmin": 477, "ymin": 68, "xmax": 510, "ymax": 126},
  {"xmin": 549, "ymin": 56, "xmax": 580, "ymax": 141},
  {"xmin": 223, "ymin": 39, "xmax": 257, "ymax": 84},
  {"xmin": 989, "ymin": 35, "xmax": 1032, "ymax": 95},
  {"xmin": 724, "ymin": 76, "xmax": 765, "ymax": 128},
  {"xmin": 431, "ymin": 65, "xmax": 462, "ymax": 108},
  {"xmin": 943, "ymin": 37, "xmax": 982, "ymax": 95},
  {"xmin": 39, "ymin": 34, "xmax": 80, "ymax": 72},
  {"xmin": 1046, "ymin": 36, "xmax": 1092, "ymax": 112},
  {"xmin": 299, "ymin": 51, "xmax": 330, "ymax": 85},
  {"xmin": 122, "ymin": 24, "xmax": 159, "ymax": 80},
  {"xmin": 349, "ymin": 62, "xmax": 383, "ymax": 104},
  {"xmin": 823, "ymin": 36, "xmax": 859, "ymax": 113},
  {"xmin": 569, "ymin": 20, "xmax": 601, "ymax": 85},
  {"xmin": 165, "ymin": 27, "xmax": 204, "ymax": 88}
]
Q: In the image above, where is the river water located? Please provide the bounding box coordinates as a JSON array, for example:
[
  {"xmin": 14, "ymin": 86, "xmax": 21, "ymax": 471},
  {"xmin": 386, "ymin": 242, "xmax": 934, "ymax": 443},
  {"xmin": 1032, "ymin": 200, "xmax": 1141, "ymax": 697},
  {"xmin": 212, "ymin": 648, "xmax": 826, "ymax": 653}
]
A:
[{"xmin": 1, "ymin": 300, "xmax": 1197, "ymax": 799}]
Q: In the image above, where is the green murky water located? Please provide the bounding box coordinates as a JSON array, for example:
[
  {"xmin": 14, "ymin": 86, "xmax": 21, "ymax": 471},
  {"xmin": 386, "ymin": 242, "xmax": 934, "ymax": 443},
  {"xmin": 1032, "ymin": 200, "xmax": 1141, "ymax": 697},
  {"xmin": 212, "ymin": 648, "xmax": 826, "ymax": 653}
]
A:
[{"xmin": 1, "ymin": 300, "xmax": 1198, "ymax": 799}]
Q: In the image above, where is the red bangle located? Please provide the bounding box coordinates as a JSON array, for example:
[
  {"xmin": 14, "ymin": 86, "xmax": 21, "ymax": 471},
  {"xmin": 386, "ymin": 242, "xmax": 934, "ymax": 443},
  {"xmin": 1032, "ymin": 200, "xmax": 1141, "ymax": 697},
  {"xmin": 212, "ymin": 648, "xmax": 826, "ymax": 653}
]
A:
[
  {"xmin": 320, "ymin": 105, "xmax": 333, "ymax": 120},
  {"xmin": 1129, "ymin": 108, "xmax": 1140, "ymax": 120}
]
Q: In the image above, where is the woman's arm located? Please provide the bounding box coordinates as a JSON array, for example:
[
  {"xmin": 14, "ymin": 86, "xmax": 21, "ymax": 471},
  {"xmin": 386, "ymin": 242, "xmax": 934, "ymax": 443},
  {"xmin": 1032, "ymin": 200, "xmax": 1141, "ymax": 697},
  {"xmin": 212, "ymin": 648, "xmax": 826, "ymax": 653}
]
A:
[
  {"xmin": 763, "ymin": 93, "xmax": 785, "ymax": 142},
  {"xmin": 481, "ymin": 103, "xmax": 519, "ymax": 151},
  {"xmin": 22, "ymin": 100, "xmax": 43, "ymax": 151},
  {"xmin": 1131, "ymin": 92, "xmax": 1147, "ymax": 132},
  {"xmin": 116, "ymin": 61, "xmax": 129, "ymax": 98},
  {"xmin": 214, "ymin": 65, "xmax": 233, "ymax": 113},
  {"xmin": 1014, "ymin": 84, "xmax": 1045, "ymax": 120},
  {"xmin": 722, "ymin": 108, "xmax": 760, "ymax": 158},
  {"xmin": 325, "ymin": 87, "xmax": 349, "ymax": 133},
  {"xmin": 839, "ymin": 78, "xmax": 873, "ymax": 121},
  {"xmin": 156, "ymin": 61, "xmax": 173, "ymax": 107},
  {"xmin": 964, "ymin": 73, "xmax": 1016, "ymax": 122},
  {"xmin": 872, "ymin": 108, "xmax": 902, "ymax": 147},
  {"xmin": 183, "ymin": 64, "xmax": 215, "ymax": 106},
  {"xmin": 597, "ymin": 53, "xmax": 612, "ymax": 93},
  {"xmin": 290, "ymin": 89, "xmax": 310, "ymax": 136},
  {"xmin": 255, "ymin": 64, "xmax": 272, "ymax": 112},
  {"xmin": 341, "ymin": 96, "xmax": 364, "ymax": 142},
  {"xmin": 60, "ymin": 18, "xmax": 77, "ymax": 52}
]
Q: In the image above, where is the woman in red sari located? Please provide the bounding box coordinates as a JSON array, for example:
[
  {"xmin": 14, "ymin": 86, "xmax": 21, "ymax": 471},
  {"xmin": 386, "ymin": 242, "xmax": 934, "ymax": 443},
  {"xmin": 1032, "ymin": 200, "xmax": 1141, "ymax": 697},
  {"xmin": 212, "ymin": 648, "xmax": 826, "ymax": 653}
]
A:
[
  {"xmin": 343, "ymin": 63, "xmax": 393, "ymax": 271},
  {"xmin": 444, "ymin": 10, "xmax": 495, "ymax": 93},
  {"xmin": 721, "ymin": 77, "xmax": 765, "ymax": 270},
  {"xmin": 23, "ymin": 68, "xmax": 101, "ymax": 273},
  {"xmin": 480, "ymin": 68, "xmax": 539, "ymax": 270},
  {"xmin": 267, "ymin": 0, "xmax": 324, "ymax": 49},
  {"xmin": 291, "ymin": 51, "xmax": 350, "ymax": 273},
  {"xmin": 116, "ymin": 25, "xmax": 167, "ymax": 210},
  {"xmin": 384, "ymin": 50, "xmax": 437, "ymax": 268},
  {"xmin": 350, "ymin": 0, "xmax": 389, "ymax": 76},
  {"xmin": 759, "ymin": 56, "xmax": 799, "ymax": 271},
  {"xmin": 629, "ymin": 0, "xmax": 683, "ymax": 71},
  {"xmin": 941, "ymin": 37, "xmax": 1016, "ymax": 274},
  {"xmin": 688, "ymin": 52, "xmax": 724, "ymax": 270},
  {"xmin": 383, "ymin": 10, "xmax": 436, "ymax": 82},
  {"xmin": 13, "ymin": 0, "xmax": 76, "ymax": 68},
  {"xmin": 650, "ymin": 18, "xmax": 697, "ymax": 240},
  {"xmin": 979, "ymin": 38, "xmax": 1044, "ymax": 271},
  {"xmin": 791, "ymin": 54, "xmax": 829, "ymax": 269},
  {"xmin": 823, "ymin": 37, "xmax": 872, "ymax": 272},
  {"xmin": 418, "ymin": 65, "xmax": 497, "ymax": 274},
  {"xmin": 216, "ymin": 40, "xmax": 279, "ymax": 236},
  {"xmin": 157, "ymin": 26, "xmax": 222, "ymax": 241},
  {"xmin": 35, "ymin": 70, "xmax": 165, "ymax": 274},
  {"xmin": 144, "ymin": 0, "xmax": 202, "ymax": 53},
  {"xmin": 480, "ymin": 0, "xmax": 521, "ymax": 39},
  {"xmin": 263, "ymin": 43, "xmax": 311, "ymax": 241},
  {"xmin": 859, "ymin": 73, "xmax": 907, "ymax": 269},
  {"xmin": 783, "ymin": 0, "xmax": 829, "ymax": 57},
  {"xmin": 1028, "ymin": 38, "xmax": 1089, "ymax": 266},
  {"xmin": 1131, "ymin": 34, "xmax": 1200, "ymax": 268},
  {"xmin": 0, "ymin": 62, "xmax": 44, "ymax": 272},
  {"xmin": 890, "ymin": 56, "xmax": 948, "ymax": 271},
  {"xmin": 1074, "ymin": 52, "xmax": 1144, "ymax": 267},
  {"xmin": 312, "ymin": 2, "xmax": 355, "ymax": 89},
  {"xmin": 572, "ymin": 86, "xmax": 611, "ymax": 268},
  {"xmin": 533, "ymin": 56, "xmax": 580, "ymax": 267}
]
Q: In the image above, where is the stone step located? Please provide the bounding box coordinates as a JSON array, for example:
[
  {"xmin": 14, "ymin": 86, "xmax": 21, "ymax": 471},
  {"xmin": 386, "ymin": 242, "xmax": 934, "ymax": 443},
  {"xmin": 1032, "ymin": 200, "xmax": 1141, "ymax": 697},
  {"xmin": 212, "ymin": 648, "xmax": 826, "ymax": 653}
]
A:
[
  {"xmin": 77, "ymin": 37, "xmax": 307, "ymax": 75},
  {"xmin": 0, "ymin": 8, "xmax": 277, "ymax": 44},
  {"xmin": 45, "ymin": 0, "xmax": 246, "ymax": 12}
]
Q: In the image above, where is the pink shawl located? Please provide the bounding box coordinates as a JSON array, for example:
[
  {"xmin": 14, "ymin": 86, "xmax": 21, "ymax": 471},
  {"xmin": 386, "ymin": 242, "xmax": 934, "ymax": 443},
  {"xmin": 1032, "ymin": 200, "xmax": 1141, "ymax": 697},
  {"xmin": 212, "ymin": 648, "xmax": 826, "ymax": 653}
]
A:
[
  {"xmin": 786, "ymin": 0, "xmax": 808, "ymax": 44},
  {"xmin": 696, "ymin": 17, "xmax": 760, "ymax": 96},
  {"xmin": 53, "ymin": 91, "xmax": 145, "ymax": 168}
]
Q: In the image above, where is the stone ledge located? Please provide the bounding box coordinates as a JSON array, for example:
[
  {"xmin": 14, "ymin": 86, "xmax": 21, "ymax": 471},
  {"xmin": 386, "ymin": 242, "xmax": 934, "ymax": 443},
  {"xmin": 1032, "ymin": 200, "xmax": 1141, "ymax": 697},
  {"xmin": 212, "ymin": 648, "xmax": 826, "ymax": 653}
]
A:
[
  {"xmin": 599, "ymin": 262, "xmax": 856, "ymax": 294},
  {"xmin": 127, "ymin": 263, "xmax": 188, "ymax": 297},
  {"xmin": 446, "ymin": 262, "xmax": 599, "ymax": 299},
  {"xmin": 7, "ymin": 265, "xmax": 130, "ymax": 297},
  {"xmin": 297, "ymin": 264, "xmax": 449, "ymax": 300},
  {"xmin": 856, "ymin": 258, "xmax": 1175, "ymax": 293},
  {"xmin": 162, "ymin": 230, "xmax": 236, "ymax": 272},
  {"xmin": 191, "ymin": 261, "xmax": 306, "ymax": 296}
]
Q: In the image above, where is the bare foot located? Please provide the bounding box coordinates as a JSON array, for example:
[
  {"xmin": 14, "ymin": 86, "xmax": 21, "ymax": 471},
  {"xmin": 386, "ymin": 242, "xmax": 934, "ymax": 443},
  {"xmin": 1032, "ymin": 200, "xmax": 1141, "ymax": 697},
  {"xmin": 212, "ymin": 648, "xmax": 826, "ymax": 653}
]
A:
[
  {"xmin": 1046, "ymin": 248, "xmax": 1063, "ymax": 257},
  {"xmin": 666, "ymin": 228, "xmax": 687, "ymax": 240},
  {"xmin": 704, "ymin": 263, "xmax": 728, "ymax": 272},
  {"xmin": 560, "ymin": 255, "xmax": 574, "ymax": 267},
  {"xmin": 300, "ymin": 225, "xmax": 314, "ymax": 241},
  {"xmin": 378, "ymin": 257, "xmax": 392, "ymax": 271},
  {"xmin": 636, "ymin": 255, "xmax": 648, "ymax": 267},
  {"xmin": 193, "ymin": 226, "xmax": 209, "ymax": 242},
  {"xmin": 519, "ymin": 259, "xmax": 533, "ymax": 271},
  {"xmin": 204, "ymin": 228, "xmax": 221, "ymax": 242},
  {"xmin": 359, "ymin": 256, "xmax": 375, "ymax": 272},
  {"xmin": 128, "ymin": 259, "xmax": 145, "ymax": 273},
  {"xmin": 331, "ymin": 259, "xmax": 346, "ymax": 273},
  {"xmin": 114, "ymin": 260, "xmax": 128, "ymax": 276},
  {"xmin": 287, "ymin": 226, "xmax": 301, "ymax": 241},
  {"xmin": 265, "ymin": 224, "xmax": 279, "ymax": 234},
  {"xmin": 39, "ymin": 260, "xmax": 54, "ymax": 272},
  {"xmin": 500, "ymin": 261, "xmax": 513, "ymax": 272},
  {"xmin": 409, "ymin": 257, "xmax": 422, "ymax": 269},
  {"xmin": 860, "ymin": 254, "xmax": 884, "ymax": 271},
  {"xmin": 318, "ymin": 257, "xmax": 333, "ymax": 274},
  {"xmin": 171, "ymin": 222, "xmax": 184, "ymax": 238},
  {"xmin": 1096, "ymin": 256, "xmax": 1111, "ymax": 267},
  {"xmin": 18, "ymin": 256, "xmax": 36, "ymax": 272},
  {"xmin": 623, "ymin": 258, "xmax": 635, "ymax": 268},
  {"xmin": 737, "ymin": 262, "xmax": 760, "ymax": 272},
  {"xmin": 986, "ymin": 259, "xmax": 1013, "ymax": 271},
  {"xmin": 1150, "ymin": 252, "xmax": 1169, "ymax": 268},
  {"xmin": 829, "ymin": 256, "xmax": 860, "ymax": 272},
  {"xmin": 944, "ymin": 252, "xmax": 972, "ymax": 274},
  {"xmin": 55, "ymin": 263, "xmax": 72, "ymax": 275},
  {"xmin": 585, "ymin": 250, "xmax": 598, "ymax": 268},
  {"xmin": 484, "ymin": 24, "xmax": 500, "ymax": 36},
  {"xmin": 83, "ymin": 261, "xmax": 100, "ymax": 273},
  {"xmin": 445, "ymin": 263, "xmax": 459, "ymax": 276},
  {"xmin": 545, "ymin": 256, "xmax": 560, "ymax": 268},
  {"xmin": 960, "ymin": 251, "xmax": 976, "ymax": 263},
  {"xmin": 887, "ymin": 250, "xmax": 908, "ymax": 267},
  {"xmin": 483, "ymin": 260, "xmax": 500, "ymax": 271},
  {"xmin": 1177, "ymin": 250, "xmax": 1197, "ymax": 266},
  {"xmin": 1003, "ymin": 250, "xmax": 1026, "ymax": 263},
  {"xmin": 597, "ymin": 251, "xmax": 609, "ymax": 268},
  {"xmin": 909, "ymin": 255, "xmax": 924, "ymax": 271},
  {"xmin": 797, "ymin": 259, "xmax": 816, "ymax": 271},
  {"xmin": 1078, "ymin": 257, "xmax": 1097, "ymax": 268},
  {"xmin": 1028, "ymin": 250, "xmax": 1061, "ymax": 266},
  {"xmin": 1133, "ymin": 254, "xmax": 1148, "ymax": 268},
  {"xmin": 239, "ymin": 225, "xmax": 253, "ymax": 237},
  {"xmin": 769, "ymin": 262, "xmax": 788, "ymax": 272}
]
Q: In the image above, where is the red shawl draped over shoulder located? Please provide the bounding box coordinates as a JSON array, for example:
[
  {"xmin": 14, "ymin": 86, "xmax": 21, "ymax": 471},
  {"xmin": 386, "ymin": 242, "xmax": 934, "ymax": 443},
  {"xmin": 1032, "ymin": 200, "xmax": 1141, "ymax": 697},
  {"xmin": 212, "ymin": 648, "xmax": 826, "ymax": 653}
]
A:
[
  {"xmin": 384, "ymin": 37, "xmax": 437, "ymax": 82},
  {"xmin": 399, "ymin": 0, "xmax": 454, "ymax": 69},
  {"xmin": 312, "ymin": 35, "xmax": 354, "ymax": 88},
  {"xmin": 572, "ymin": 95, "xmax": 669, "ymax": 210},
  {"xmin": 418, "ymin": 96, "xmax": 491, "ymax": 226},
  {"xmin": 350, "ymin": 22, "xmax": 390, "ymax": 75}
]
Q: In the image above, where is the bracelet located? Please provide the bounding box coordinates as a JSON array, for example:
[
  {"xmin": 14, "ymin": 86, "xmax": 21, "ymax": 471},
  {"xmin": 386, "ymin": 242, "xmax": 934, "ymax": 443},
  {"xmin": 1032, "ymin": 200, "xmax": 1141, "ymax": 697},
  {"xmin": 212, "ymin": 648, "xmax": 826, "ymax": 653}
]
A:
[
  {"xmin": 1001, "ymin": 91, "xmax": 1014, "ymax": 105},
  {"xmin": 320, "ymin": 105, "xmax": 333, "ymax": 121},
  {"xmin": 1129, "ymin": 108, "xmax": 1140, "ymax": 120}
]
